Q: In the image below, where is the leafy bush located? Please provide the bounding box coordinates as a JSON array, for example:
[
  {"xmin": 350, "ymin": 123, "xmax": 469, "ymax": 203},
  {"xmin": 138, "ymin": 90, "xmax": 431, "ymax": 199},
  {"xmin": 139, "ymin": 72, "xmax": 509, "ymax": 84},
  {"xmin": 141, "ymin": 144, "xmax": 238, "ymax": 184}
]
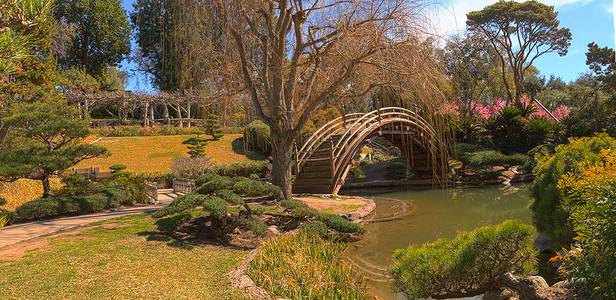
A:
[
  {"xmin": 209, "ymin": 161, "xmax": 268, "ymax": 178},
  {"xmin": 455, "ymin": 142, "xmax": 480, "ymax": 157},
  {"xmin": 530, "ymin": 133, "xmax": 616, "ymax": 244},
  {"xmin": 248, "ymin": 231, "xmax": 366, "ymax": 299},
  {"xmin": 386, "ymin": 162, "xmax": 409, "ymax": 180},
  {"xmin": 461, "ymin": 150, "xmax": 530, "ymax": 169},
  {"xmin": 130, "ymin": 171, "xmax": 175, "ymax": 188},
  {"xmin": 171, "ymin": 156, "xmax": 213, "ymax": 180},
  {"xmin": 390, "ymin": 220, "xmax": 535, "ymax": 299},
  {"xmin": 92, "ymin": 125, "xmax": 193, "ymax": 137},
  {"xmin": 243, "ymin": 120, "xmax": 271, "ymax": 153},
  {"xmin": 556, "ymin": 149, "xmax": 616, "ymax": 298},
  {"xmin": 14, "ymin": 194, "xmax": 111, "ymax": 221},
  {"xmin": 98, "ymin": 188, "xmax": 130, "ymax": 207},
  {"xmin": 60, "ymin": 174, "xmax": 102, "ymax": 195}
]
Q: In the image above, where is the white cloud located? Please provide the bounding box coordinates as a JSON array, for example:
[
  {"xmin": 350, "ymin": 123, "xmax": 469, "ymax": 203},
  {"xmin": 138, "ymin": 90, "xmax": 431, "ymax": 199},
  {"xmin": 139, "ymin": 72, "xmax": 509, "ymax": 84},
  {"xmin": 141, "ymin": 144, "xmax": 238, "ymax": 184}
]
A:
[{"xmin": 432, "ymin": 0, "xmax": 594, "ymax": 37}]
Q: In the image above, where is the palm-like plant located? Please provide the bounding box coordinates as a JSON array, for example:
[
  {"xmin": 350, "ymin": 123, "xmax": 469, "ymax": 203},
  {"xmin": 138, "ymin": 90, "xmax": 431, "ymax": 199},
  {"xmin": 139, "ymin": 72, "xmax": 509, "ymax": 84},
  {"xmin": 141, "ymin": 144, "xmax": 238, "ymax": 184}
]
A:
[{"xmin": 497, "ymin": 106, "xmax": 523, "ymax": 137}]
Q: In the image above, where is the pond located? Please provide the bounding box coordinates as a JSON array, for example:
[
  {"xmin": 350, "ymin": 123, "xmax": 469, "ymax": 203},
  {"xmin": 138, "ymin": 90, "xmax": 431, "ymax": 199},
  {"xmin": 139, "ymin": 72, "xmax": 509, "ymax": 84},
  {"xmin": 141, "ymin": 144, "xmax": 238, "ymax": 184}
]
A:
[{"xmin": 345, "ymin": 183, "xmax": 546, "ymax": 299}]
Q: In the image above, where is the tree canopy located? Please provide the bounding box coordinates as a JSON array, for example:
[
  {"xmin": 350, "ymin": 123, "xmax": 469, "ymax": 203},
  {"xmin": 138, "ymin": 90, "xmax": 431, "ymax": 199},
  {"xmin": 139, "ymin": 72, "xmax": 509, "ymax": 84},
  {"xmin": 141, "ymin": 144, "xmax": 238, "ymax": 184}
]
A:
[
  {"xmin": 0, "ymin": 0, "xmax": 53, "ymax": 76},
  {"xmin": 54, "ymin": 0, "xmax": 131, "ymax": 78},
  {"xmin": 466, "ymin": 0, "xmax": 571, "ymax": 104}
]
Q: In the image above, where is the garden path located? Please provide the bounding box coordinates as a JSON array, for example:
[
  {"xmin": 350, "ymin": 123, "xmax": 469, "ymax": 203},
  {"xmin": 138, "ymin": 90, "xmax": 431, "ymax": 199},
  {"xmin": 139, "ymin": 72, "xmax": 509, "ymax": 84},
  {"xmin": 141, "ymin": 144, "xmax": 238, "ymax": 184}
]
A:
[{"xmin": 0, "ymin": 189, "xmax": 179, "ymax": 248}]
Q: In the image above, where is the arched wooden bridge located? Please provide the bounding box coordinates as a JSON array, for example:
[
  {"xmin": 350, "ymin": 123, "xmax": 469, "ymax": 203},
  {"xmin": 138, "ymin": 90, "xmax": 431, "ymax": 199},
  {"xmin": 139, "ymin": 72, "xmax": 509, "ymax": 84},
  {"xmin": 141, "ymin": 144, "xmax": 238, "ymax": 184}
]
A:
[{"xmin": 292, "ymin": 107, "xmax": 448, "ymax": 194}]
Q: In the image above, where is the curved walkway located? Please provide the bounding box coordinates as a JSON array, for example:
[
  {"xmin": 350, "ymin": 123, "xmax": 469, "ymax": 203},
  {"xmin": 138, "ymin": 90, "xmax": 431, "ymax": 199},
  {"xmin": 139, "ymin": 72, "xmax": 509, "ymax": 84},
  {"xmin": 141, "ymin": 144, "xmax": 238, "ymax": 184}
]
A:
[{"xmin": 0, "ymin": 189, "xmax": 179, "ymax": 248}]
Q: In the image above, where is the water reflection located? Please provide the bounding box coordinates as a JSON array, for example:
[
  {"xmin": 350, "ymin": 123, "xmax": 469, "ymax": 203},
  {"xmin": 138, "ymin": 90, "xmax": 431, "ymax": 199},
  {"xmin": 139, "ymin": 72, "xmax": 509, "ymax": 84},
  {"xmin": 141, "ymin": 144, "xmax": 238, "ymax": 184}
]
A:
[{"xmin": 347, "ymin": 184, "xmax": 534, "ymax": 299}]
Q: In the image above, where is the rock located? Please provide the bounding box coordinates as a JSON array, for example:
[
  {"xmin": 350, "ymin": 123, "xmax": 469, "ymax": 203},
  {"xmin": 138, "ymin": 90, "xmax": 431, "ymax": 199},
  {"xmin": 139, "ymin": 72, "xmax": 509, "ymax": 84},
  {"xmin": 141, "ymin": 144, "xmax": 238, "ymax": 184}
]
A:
[
  {"xmin": 534, "ymin": 232, "xmax": 555, "ymax": 253},
  {"xmin": 552, "ymin": 280, "xmax": 571, "ymax": 289},
  {"xmin": 266, "ymin": 225, "xmax": 281, "ymax": 235},
  {"xmin": 483, "ymin": 288, "xmax": 518, "ymax": 300},
  {"xmin": 498, "ymin": 273, "xmax": 549, "ymax": 300}
]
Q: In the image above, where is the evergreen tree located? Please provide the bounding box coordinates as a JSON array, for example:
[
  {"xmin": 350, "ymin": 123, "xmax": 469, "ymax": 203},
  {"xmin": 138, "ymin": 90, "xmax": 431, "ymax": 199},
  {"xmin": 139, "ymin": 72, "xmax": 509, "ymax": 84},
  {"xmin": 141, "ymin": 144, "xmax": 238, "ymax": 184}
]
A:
[
  {"xmin": 0, "ymin": 104, "xmax": 109, "ymax": 197},
  {"xmin": 186, "ymin": 129, "xmax": 207, "ymax": 157},
  {"xmin": 205, "ymin": 114, "xmax": 224, "ymax": 141}
]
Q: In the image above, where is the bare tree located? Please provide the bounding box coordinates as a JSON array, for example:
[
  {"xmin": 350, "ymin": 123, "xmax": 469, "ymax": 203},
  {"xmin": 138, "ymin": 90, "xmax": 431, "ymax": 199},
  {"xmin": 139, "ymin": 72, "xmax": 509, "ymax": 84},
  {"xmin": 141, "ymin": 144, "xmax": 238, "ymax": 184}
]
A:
[{"xmin": 215, "ymin": 0, "xmax": 443, "ymax": 198}]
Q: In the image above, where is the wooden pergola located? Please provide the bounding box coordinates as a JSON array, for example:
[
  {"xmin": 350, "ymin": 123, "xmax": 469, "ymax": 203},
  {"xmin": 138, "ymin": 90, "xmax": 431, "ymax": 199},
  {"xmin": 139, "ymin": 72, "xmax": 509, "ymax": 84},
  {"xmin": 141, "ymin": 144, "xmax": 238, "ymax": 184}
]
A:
[{"xmin": 63, "ymin": 89, "xmax": 208, "ymax": 127}]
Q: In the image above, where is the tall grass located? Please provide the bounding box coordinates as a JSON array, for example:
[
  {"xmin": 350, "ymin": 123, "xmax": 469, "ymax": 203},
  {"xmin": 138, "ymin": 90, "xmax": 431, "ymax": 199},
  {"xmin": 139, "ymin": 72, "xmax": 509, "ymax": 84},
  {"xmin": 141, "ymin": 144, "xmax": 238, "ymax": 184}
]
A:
[{"xmin": 248, "ymin": 232, "xmax": 366, "ymax": 299}]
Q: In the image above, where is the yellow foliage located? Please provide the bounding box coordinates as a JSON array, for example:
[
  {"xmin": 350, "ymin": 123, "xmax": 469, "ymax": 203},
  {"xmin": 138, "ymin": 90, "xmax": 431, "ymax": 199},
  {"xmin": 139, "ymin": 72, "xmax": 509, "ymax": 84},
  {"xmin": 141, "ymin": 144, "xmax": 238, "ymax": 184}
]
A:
[
  {"xmin": 0, "ymin": 178, "xmax": 63, "ymax": 211},
  {"xmin": 558, "ymin": 149, "xmax": 616, "ymax": 200}
]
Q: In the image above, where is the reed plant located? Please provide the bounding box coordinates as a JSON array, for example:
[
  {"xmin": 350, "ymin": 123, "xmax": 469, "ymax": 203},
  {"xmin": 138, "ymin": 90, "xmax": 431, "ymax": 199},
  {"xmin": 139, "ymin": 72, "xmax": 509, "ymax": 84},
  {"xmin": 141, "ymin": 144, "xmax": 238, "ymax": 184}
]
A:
[{"xmin": 248, "ymin": 231, "xmax": 367, "ymax": 299}]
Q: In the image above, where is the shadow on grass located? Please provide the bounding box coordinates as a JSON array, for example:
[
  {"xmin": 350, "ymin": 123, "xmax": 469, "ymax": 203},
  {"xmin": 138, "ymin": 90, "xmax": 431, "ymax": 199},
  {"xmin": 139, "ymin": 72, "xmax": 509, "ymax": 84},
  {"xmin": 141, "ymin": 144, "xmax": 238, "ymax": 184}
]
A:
[
  {"xmin": 136, "ymin": 230, "xmax": 195, "ymax": 250},
  {"xmin": 231, "ymin": 137, "xmax": 267, "ymax": 160}
]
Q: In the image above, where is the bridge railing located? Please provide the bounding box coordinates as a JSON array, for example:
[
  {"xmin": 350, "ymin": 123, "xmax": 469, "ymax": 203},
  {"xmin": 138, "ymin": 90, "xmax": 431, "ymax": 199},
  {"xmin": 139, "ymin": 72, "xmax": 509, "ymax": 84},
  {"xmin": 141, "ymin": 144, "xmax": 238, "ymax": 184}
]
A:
[{"xmin": 295, "ymin": 107, "xmax": 447, "ymax": 191}]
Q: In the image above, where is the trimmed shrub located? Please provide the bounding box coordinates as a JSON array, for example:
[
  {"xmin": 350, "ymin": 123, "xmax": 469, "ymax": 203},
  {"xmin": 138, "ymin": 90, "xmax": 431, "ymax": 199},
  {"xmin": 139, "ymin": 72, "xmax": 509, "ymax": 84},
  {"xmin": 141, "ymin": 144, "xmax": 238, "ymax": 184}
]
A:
[
  {"xmin": 195, "ymin": 173, "xmax": 221, "ymax": 187},
  {"xmin": 98, "ymin": 188, "xmax": 130, "ymax": 208},
  {"xmin": 390, "ymin": 220, "xmax": 535, "ymax": 299},
  {"xmin": 171, "ymin": 156, "xmax": 213, "ymax": 180},
  {"xmin": 300, "ymin": 220, "xmax": 328, "ymax": 238},
  {"xmin": 194, "ymin": 176, "xmax": 235, "ymax": 195},
  {"xmin": 456, "ymin": 142, "xmax": 480, "ymax": 157},
  {"xmin": 209, "ymin": 161, "xmax": 268, "ymax": 178},
  {"xmin": 232, "ymin": 180, "xmax": 281, "ymax": 197},
  {"xmin": 239, "ymin": 217, "xmax": 268, "ymax": 237},
  {"xmin": 248, "ymin": 231, "xmax": 367, "ymax": 299},
  {"xmin": 280, "ymin": 199, "xmax": 309, "ymax": 210},
  {"xmin": 92, "ymin": 125, "xmax": 193, "ymax": 137},
  {"xmin": 109, "ymin": 164, "xmax": 127, "ymax": 173},
  {"xmin": 461, "ymin": 150, "xmax": 530, "ymax": 169},
  {"xmin": 14, "ymin": 194, "xmax": 109, "ymax": 221},
  {"xmin": 317, "ymin": 213, "xmax": 366, "ymax": 234},
  {"xmin": 386, "ymin": 162, "xmax": 409, "ymax": 180},
  {"xmin": 243, "ymin": 120, "xmax": 271, "ymax": 153}
]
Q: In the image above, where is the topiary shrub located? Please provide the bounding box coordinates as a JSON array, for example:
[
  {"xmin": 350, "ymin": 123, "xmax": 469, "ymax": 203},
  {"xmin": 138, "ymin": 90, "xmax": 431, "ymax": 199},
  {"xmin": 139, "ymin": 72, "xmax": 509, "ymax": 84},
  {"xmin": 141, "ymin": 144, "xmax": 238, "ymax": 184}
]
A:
[
  {"xmin": 390, "ymin": 220, "xmax": 535, "ymax": 299},
  {"xmin": 232, "ymin": 179, "xmax": 281, "ymax": 198},
  {"xmin": 243, "ymin": 120, "xmax": 271, "ymax": 153},
  {"xmin": 194, "ymin": 176, "xmax": 235, "ymax": 195},
  {"xmin": 153, "ymin": 176, "xmax": 273, "ymax": 238},
  {"xmin": 205, "ymin": 114, "xmax": 224, "ymax": 140},
  {"xmin": 109, "ymin": 164, "xmax": 127, "ymax": 173}
]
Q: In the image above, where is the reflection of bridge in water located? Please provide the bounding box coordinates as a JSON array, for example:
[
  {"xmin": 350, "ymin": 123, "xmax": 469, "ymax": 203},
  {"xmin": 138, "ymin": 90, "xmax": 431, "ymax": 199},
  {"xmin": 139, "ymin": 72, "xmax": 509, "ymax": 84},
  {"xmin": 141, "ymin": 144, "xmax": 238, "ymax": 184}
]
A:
[{"xmin": 293, "ymin": 107, "xmax": 448, "ymax": 194}]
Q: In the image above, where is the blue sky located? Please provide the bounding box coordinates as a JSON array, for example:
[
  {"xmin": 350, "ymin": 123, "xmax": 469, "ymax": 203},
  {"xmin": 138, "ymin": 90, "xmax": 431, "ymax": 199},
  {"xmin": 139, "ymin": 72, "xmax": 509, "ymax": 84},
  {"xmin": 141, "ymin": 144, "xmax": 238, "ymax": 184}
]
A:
[{"xmin": 120, "ymin": 0, "xmax": 615, "ymax": 91}]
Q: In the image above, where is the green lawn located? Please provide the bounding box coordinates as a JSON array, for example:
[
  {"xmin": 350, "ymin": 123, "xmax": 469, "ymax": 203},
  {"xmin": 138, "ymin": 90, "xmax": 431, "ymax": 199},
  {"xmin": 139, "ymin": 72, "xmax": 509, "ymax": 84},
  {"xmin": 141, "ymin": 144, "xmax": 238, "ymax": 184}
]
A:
[{"xmin": 0, "ymin": 214, "xmax": 245, "ymax": 299}]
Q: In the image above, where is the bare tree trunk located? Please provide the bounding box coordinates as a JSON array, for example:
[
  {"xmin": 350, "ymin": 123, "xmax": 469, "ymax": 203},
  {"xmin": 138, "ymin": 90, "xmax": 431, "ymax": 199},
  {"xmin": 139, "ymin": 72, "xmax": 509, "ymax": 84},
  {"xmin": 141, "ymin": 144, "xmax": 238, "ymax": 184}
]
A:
[
  {"xmin": 187, "ymin": 100, "xmax": 191, "ymax": 128},
  {"xmin": 177, "ymin": 104, "xmax": 183, "ymax": 127},
  {"xmin": 41, "ymin": 176, "xmax": 52, "ymax": 198},
  {"xmin": 164, "ymin": 105, "xmax": 170, "ymax": 125},
  {"xmin": 143, "ymin": 100, "xmax": 149, "ymax": 126},
  {"xmin": 270, "ymin": 130, "xmax": 295, "ymax": 199}
]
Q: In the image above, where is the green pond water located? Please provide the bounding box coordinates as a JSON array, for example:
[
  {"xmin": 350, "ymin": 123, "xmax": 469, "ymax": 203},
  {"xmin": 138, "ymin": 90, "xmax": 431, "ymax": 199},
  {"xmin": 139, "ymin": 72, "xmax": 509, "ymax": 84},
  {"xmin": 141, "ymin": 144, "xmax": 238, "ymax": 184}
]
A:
[{"xmin": 345, "ymin": 183, "xmax": 544, "ymax": 299}]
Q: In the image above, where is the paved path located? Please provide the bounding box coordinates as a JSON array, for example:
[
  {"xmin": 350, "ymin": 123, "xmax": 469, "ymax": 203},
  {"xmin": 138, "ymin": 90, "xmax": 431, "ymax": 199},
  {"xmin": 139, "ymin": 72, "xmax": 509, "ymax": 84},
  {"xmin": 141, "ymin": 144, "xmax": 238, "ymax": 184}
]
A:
[{"xmin": 0, "ymin": 189, "xmax": 180, "ymax": 248}]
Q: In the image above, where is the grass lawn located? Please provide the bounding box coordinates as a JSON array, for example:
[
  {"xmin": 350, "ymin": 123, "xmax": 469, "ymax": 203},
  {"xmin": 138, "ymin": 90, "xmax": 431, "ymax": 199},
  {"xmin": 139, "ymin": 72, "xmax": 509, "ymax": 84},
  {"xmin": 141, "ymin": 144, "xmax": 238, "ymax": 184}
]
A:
[
  {"xmin": 75, "ymin": 134, "xmax": 266, "ymax": 172},
  {"xmin": 0, "ymin": 214, "xmax": 245, "ymax": 299}
]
